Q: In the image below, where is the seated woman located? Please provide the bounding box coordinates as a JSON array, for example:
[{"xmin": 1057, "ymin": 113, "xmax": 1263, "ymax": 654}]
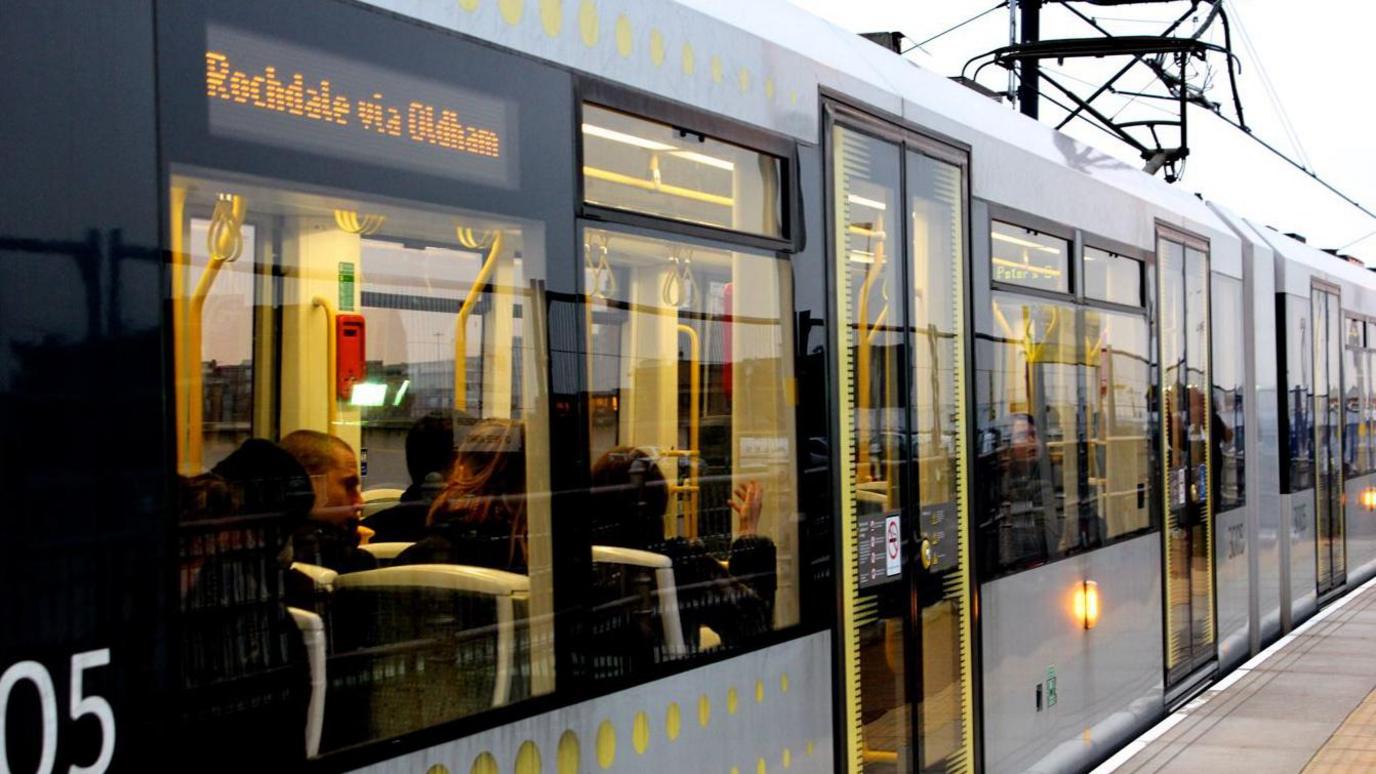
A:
[
  {"xmin": 395, "ymin": 418, "xmax": 528, "ymax": 572},
  {"xmin": 588, "ymin": 447, "xmax": 777, "ymax": 664}
]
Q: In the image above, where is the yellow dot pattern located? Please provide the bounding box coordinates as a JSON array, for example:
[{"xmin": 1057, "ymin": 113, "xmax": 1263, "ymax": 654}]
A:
[
  {"xmin": 738, "ymin": 67, "xmax": 750, "ymax": 94},
  {"xmin": 765, "ymin": 78, "xmax": 776, "ymax": 100},
  {"xmin": 596, "ymin": 719, "xmax": 616, "ymax": 769},
  {"xmin": 756, "ymin": 757, "xmax": 767, "ymax": 774},
  {"xmin": 754, "ymin": 679, "xmax": 765, "ymax": 703},
  {"xmin": 780, "ymin": 673, "xmax": 790, "ymax": 694},
  {"xmin": 710, "ymin": 55, "xmax": 723, "ymax": 84},
  {"xmin": 681, "ymin": 43, "xmax": 695, "ymax": 76},
  {"xmin": 731, "ymin": 768, "xmax": 740, "ymax": 774},
  {"xmin": 427, "ymin": 765, "xmax": 451, "ymax": 774},
  {"xmin": 470, "ymin": 751, "xmax": 498, "ymax": 774},
  {"xmin": 649, "ymin": 29, "xmax": 665, "ymax": 67},
  {"xmin": 515, "ymin": 740, "xmax": 542, "ymax": 774},
  {"xmin": 459, "ymin": 0, "xmax": 480, "ymax": 12},
  {"xmin": 805, "ymin": 741, "xmax": 815, "ymax": 757},
  {"xmin": 578, "ymin": 0, "xmax": 599, "ymax": 47},
  {"xmin": 698, "ymin": 693, "xmax": 711, "ymax": 727},
  {"xmin": 539, "ymin": 0, "xmax": 562, "ymax": 37},
  {"xmin": 614, "ymin": 15, "xmax": 633, "ymax": 58},
  {"xmin": 632, "ymin": 711, "xmax": 650, "ymax": 755},
  {"xmin": 665, "ymin": 701, "xmax": 681, "ymax": 741},
  {"xmin": 782, "ymin": 748, "xmax": 792, "ymax": 769},
  {"xmin": 557, "ymin": 730, "xmax": 580, "ymax": 774},
  {"xmin": 727, "ymin": 686, "xmax": 739, "ymax": 715},
  {"xmin": 499, "ymin": 0, "xmax": 524, "ymax": 26}
]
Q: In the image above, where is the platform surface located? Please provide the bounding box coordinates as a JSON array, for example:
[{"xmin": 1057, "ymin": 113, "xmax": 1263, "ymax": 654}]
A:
[{"xmin": 1094, "ymin": 577, "xmax": 1376, "ymax": 774}]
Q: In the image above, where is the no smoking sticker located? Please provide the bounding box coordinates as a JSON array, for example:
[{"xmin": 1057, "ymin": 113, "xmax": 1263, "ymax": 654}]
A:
[{"xmin": 885, "ymin": 515, "xmax": 901, "ymax": 576}]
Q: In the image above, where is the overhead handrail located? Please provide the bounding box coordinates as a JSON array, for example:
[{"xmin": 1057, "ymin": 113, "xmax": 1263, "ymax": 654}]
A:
[
  {"xmin": 333, "ymin": 209, "xmax": 386, "ymax": 236},
  {"xmin": 183, "ymin": 192, "xmax": 246, "ymax": 473},
  {"xmin": 311, "ymin": 296, "xmax": 337, "ymax": 433},
  {"xmin": 453, "ymin": 228, "xmax": 504, "ymax": 411}
]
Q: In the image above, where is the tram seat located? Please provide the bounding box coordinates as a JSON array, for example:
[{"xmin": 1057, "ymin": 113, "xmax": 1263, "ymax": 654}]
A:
[
  {"xmin": 286, "ymin": 606, "xmax": 327, "ymax": 759},
  {"xmin": 361, "ymin": 488, "xmax": 405, "ymax": 520},
  {"xmin": 359, "ymin": 541, "xmax": 414, "ymax": 565},
  {"xmin": 290, "ymin": 561, "xmax": 339, "ymax": 593},
  {"xmin": 321, "ymin": 565, "xmax": 530, "ymax": 748},
  {"xmin": 591, "ymin": 545, "xmax": 687, "ymax": 658}
]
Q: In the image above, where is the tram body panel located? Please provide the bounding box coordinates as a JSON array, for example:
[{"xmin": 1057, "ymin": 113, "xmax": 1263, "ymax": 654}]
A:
[
  {"xmin": 978, "ymin": 535, "xmax": 1163, "ymax": 774},
  {"xmin": 350, "ymin": 632, "xmax": 835, "ymax": 774}
]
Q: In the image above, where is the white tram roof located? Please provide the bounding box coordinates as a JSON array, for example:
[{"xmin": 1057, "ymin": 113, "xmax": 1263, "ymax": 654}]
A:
[{"xmin": 367, "ymin": 0, "xmax": 1238, "ymax": 255}]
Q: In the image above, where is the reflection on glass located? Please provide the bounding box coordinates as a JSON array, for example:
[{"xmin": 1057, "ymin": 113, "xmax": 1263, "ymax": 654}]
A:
[
  {"xmin": 581, "ymin": 104, "xmax": 783, "ymax": 238},
  {"xmin": 1086, "ymin": 310, "xmax": 1152, "ymax": 537},
  {"xmin": 1084, "ymin": 247, "xmax": 1142, "ymax": 306},
  {"xmin": 834, "ymin": 124, "xmax": 910, "ymax": 771},
  {"xmin": 977, "ymin": 293, "xmax": 1082, "ymax": 573},
  {"xmin": 171, "ymin": 173, "xmax": 552, "ymax": 758},
  {"xmin": 990, "ymin": 221, "xmax": 1069, "ymax": 294},
  {"xmin": 580, "ymin": 226, "xmax": 799, "ymax": 680},
  {"xmin": 908, "ymin": 151, "xmax": 971, "ymax": 773},
  {"xmin": 1285, "ymin": 296, "xmax": 1315, "ymax": 493},
  {"xmin": 1345, "ymin": 317, "xmax": 1367, "ymax": 476},
  {"xmin": 1314, "ymin": 286, "xmax": 1345, "ymax": 593},
  {"xmin": 1212, "ymin": 275, "xmax": 1245, "ymax": 512}
]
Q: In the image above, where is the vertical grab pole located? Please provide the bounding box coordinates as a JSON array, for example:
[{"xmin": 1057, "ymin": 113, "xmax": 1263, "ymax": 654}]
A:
[
  {"xmin": 312, "ymin": 297, "xmax": 337, "ymax": 434},
  {"xmin": 677, "ymin": 323, "xmax": 702, "ymax": 536},
  {"xmin": 171, "ymin": 186, "xmax": 190, "ymax": 474},
  {"xmin": 454, "ymin": 231, "xmax": 504, "ymax": 412},
  {"xmin": 186, "ymin": 193, "xmax": 246, "ymax": 472}
]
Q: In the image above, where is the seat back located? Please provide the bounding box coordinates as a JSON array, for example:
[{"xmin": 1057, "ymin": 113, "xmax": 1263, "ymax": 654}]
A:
[
  {"xmin": 322, "ymin": 565, "xmax": 529, "ymax": 750},
  {"xmin": 286, "ymin": 606, "xmax": 326, "ymax": 758},
  {"xmin": 358, "ymin": 541, "xmax": 414, "ymax": 564},
  {"xmin": 591, "ymin": 545, "xmax": 686, "ymax": 658},
  {"xmin": 361, "ymin": 487, "xmax": 404, "ymax": 520}
]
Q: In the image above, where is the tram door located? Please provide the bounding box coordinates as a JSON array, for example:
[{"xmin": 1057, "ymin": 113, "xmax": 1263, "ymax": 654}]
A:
[
  {"xmin": 830, "ymin": 111, "xmax": 975, "ymax": 774},
  {"xmin": 1313, "ymin": 284, "xmax": 1347, "ymax": 596},
  {"xmin": 1159, "ymin": 233, "xmax": 1216, "ymax": 685}
]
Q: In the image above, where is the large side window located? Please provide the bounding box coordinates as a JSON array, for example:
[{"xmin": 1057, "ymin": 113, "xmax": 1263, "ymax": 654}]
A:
[
  {"xmin": 1344, "ymin": 316, "xmax": 1368, "ymax": 477},
  {"xmin": 1212, "ymin": 274, "xmax": 1246, "ymax": 512},
  {"xmin": 172, "ymin": 175, "xmax": 554, "ymax": 755},
  {"xmin": 1086, "ymin": 308, "xmax": 1153, "ymax": 537},
  {"xmin": 578, "ymin": 101, "xmax": 800, "ymax": 683}
]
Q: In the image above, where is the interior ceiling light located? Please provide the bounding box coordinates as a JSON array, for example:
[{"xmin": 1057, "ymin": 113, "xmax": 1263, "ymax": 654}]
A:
[
  {"xmin": 992, "ymin": 230, "xmax": 1062, "ymax": 255},
  {"xmin": 582, "ymin": 123, "xmax": 676, "ymax": 151},
  {"xmin": 847, "ymin": 193, "xmax": 888, "ymax": 212},
  {"xmin": 671, "ymin": 150, "xmax": 735, "ymax": 171}
]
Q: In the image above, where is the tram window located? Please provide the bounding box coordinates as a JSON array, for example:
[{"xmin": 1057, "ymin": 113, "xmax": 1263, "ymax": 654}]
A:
[
  {"xmin": 171, "ymin": 173, "xmax": 554, "ymax": 756},
  {"xmin": 1085, "ymin": 309, "xmax": 1153, "ymax": 537},
  {"xmin": 1084, "ymin": 247, "xmax": 1142, "ymax": 306},
  {"xmin": 1346, "ymin": 317, "xmax": 1372, "ymax": 477},
  {"xmin": 977, "ymin": 293, "xmax": 1084, "ymax": 574},
  {"xmin": 990, "ymin": 221, "xmax": 1069, "ymax": 294},
  {"xmin": 581, "ymin": 226, "xmax": 799, "ymax": 679},
  {"xmin": 1282, "ymin": 295, "xmax": 1315, "ymax": 493},
  {"xmin": 581, "ymin": 104, "xmax": 783, "ymax": 238},
  {"xmin": 1212, "ymin": 275, "xmax": 1246, "ymax": 511}
]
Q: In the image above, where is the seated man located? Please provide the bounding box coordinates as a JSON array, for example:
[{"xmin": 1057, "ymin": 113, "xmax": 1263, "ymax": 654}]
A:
[
  {"xmin": 366, "ymin": 412, "xmax": 460, "ymax": 543},
  {"xmin": 280, "ymin": 430, "xmax": 377, "ymax": 578}
]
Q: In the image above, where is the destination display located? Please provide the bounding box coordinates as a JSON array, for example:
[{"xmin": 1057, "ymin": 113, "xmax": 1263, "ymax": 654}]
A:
[{"xmin": 205, "ymin": 25, "xmax": 515, "ymax": 186}]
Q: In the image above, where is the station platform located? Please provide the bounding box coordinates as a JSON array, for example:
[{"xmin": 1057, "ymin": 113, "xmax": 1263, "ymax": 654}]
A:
[{"xmin": 1094, "ymin": 577, "xmax": 1376, "ymax": 774}]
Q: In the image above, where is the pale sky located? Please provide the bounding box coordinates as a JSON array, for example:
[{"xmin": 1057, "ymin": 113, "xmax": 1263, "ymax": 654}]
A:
[{"xmin": 787, "ymin": 0, "xmax": 1376, "ymax": 265}]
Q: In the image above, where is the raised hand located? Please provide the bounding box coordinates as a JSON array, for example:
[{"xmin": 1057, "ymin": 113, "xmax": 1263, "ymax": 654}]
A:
[{"xmin": 731, "ymin": 480, "xmax": 764, "ymax": 535}]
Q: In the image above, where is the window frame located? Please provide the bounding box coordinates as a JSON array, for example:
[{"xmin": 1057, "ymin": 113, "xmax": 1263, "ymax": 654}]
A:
[
  {"xmin": 577, "ymin": 78, "xmax": 800, "ymax": 253},
  {"xmin": 973, "ymin": 204, "xmax": 1159, "ymax": 582}
]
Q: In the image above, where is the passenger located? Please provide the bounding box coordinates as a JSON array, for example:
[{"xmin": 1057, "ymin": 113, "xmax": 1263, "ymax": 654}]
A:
[
  {"xmin": 280, "ymin": 429, "xmax": 378, "ymax": 575},
  {"xmin": 177, "ymin": 439, "xmax": 316, "ymax": 767},
  {"xmin": 395, "ymin": 418, "xmax": 529, "ymax": 572},
  {"xmin": 366, "ymin": 412, "xmax": 464, "ymax": 543},
  {"xmin": 588, "ymin": 447, "xmax": 776, "ymax": 656}
]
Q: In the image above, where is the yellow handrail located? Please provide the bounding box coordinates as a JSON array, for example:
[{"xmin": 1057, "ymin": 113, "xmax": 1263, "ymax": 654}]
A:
[
  {"xmin": 312, "ymin": 296, "xmax": 337, "ymax": 434},
  {"xmin": 171, "ymin": 186, "xmax": 190, "ymax": 474},
  {"xmin": 677, "ymin": 323, "xmax": 702, "ymax": 537},
  {"xmin": 583, "ymin": 165, "xmax": 734, "ymax": 208},
  {"xmin": 855, "ymin": 238, "xmax": 886, "ymax": 486},
  {"xmin": 184, "ymin": 193, "xmax": 245, "ymax": 473},
  {"xmin": 453, "ymin": 230, "xmax": 504, "ymax": 412}
]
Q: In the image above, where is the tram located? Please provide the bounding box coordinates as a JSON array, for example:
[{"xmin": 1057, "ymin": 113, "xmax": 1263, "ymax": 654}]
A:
[{"xmin": 2, "ymin": 1, "xmax": 1373, "ymax": 772}]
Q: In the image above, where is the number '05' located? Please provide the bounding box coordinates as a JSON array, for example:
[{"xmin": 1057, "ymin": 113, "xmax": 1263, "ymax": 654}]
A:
[{"xmin": 0, "ymin": 650, "xmax": 114, "ymax": 774}]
